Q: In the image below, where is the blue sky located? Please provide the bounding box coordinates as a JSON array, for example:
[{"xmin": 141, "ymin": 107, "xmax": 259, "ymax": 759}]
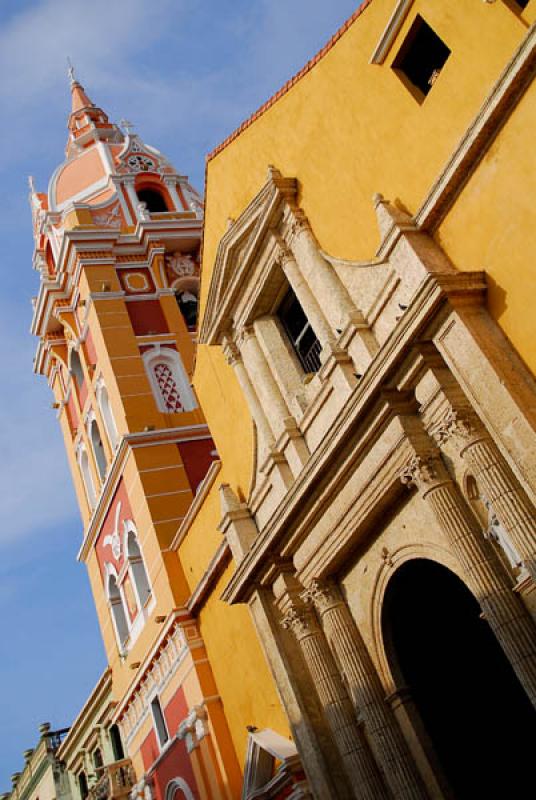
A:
[{"xmin": 0, "ymin": 0, "xmax": 360, "ymax": 786}]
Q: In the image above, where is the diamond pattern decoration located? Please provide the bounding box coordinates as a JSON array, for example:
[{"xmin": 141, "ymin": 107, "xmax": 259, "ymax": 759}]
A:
[{"xmin": 154, "ymin": 363, "xmax": 183, "ymax": 412}]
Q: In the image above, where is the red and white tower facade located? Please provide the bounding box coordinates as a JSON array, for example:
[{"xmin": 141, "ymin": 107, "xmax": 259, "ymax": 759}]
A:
[{"xmin": 30, "ymin": 73, "xmax": 242, "ymax": 800}]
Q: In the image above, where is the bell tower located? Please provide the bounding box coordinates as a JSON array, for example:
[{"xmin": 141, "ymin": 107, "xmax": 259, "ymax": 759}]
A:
[{"xmin": 29, "ymin": 74, "xmax": 240, "ymax": 798}]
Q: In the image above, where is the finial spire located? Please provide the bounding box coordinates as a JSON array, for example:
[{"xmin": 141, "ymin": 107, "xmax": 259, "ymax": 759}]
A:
[{"xmin": 67, "ymin": 56, "xmax": 76, "ymax": 86}]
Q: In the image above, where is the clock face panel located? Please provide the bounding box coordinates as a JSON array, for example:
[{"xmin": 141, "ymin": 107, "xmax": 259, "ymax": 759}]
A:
[{"xmin": 127, "ymin": 154, "xmax": 156, "ymax": 172}]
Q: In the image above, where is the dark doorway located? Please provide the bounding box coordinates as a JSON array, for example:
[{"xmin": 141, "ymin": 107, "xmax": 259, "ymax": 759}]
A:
[{"xmin": 382, "ymin": 559, "xmax": 535, "ymax": 798}]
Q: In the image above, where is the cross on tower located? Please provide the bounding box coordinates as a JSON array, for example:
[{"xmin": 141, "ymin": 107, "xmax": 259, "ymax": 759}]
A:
[{"xmin": 120, "ymin": 119, "xmax": 135, "ymax": 134}]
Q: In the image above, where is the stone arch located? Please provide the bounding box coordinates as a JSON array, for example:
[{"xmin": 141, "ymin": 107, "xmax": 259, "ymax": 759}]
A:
[
  {"xmin": 371, "ymin": 541, "xmax": 463, "ymax": 688},
  {"xmin": 164, "ymin": 778, "xmax": 195, "ymax": 800},
  {"xmin": 381, "ymin": 557, "xmax": 535, "ymax": 798}
]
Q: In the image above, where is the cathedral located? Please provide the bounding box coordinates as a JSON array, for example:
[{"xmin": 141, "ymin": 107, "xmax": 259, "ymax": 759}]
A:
[{"xmin": 5, "ymin": 1, "xmax": 536, "ymax": 799}]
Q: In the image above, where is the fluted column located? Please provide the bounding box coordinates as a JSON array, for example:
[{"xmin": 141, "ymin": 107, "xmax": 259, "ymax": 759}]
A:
[
  {"xmin": 436, "ymin": 409, "xmax": 536, "ymax": 579},
  {"xmin": 239, "ymin": 326, "xmax": 293, "ymax": 439},
  {"xmin": 305, "ymin": 580, "xmax": 428, "ymax": 800},
  {"xmin": 401, "ymin": 449, "xmax": 536, "ymax": 707},
  {"xmin": 222, "ymin": 337, "xmax": 274, "ymax": 447},
  {"xmin": 287, "ymin": 214, "xmax": 360, "ymax": 332},
  {"xmin": 282, "ymin": 598, "xmax": 389, "ymax": 800},
  {"xmin": 276, "ymin": 242, "xmax": 334, "ymax": 348}
]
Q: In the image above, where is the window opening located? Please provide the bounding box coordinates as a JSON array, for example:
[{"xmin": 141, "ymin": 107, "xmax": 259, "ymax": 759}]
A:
[
  {"xmin": 70, "ymin": 349, "xmax": 85, "ymax": 389},
  {"xmin": 90, "ymin": 419, "xmax": 107, "ymax": 481},
  {"xmin": 78, "ymin": 772, "xmax": 89, "ymax": 800},
  {"xmin": 93, "ymin": 748, "xmax": 104, "ymax": 778},
  {"xmin": 392, "ymin": 16, "xmax": 451, "ymax": 100},
  {"xmin": 109, "ymin": 724, "xmax": 124, "ymax": 761},
  {"xmin": 136, "ymin": 188, "xmax": 168, "ymax": 213},
  {"xmin": 277, "ymin": 288, "xmax": 322, "ymax": 373},
  {"xmin": 79, "ymin": 447, "xmax": 97, "ymax": 507},
  {"xmin": 151, "ymin": 696, "xmax": 169, "ymax": 748},
  {"xmin": 97, "ymin": 383, "xmax": 119, "ymax": 450},
  {"xmin": 175, "ymin": 289, "xmax": 198, "ymax": 329},
  {"xmin": 126, "ymin": 529, "xmax": 152, "ymax": 609},
  {"xmin": 108, "ymin": 573, "xmax": 129, "ymax": 650}
]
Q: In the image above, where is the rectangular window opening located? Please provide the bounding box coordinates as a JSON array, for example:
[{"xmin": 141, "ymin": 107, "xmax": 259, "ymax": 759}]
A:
[
  {"xmin": 277, "ymin": 287, "xmax": 322, "ymax": 374},
  {"xmin": 392, "ymin": 15, "xmax": 451, "ymax": 102},
  {"xmin": 150, "ymin": 696, "xmax": 169, "ymax": 749},
  {"xmin": 506, "ymin": 0, "xmax": 530, "ymax": 10}
]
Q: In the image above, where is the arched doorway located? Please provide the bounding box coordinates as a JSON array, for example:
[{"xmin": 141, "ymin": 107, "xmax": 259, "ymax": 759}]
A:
[{"xmin": 382, "ymin": 559, "xmax": 535, "ymax": 798}]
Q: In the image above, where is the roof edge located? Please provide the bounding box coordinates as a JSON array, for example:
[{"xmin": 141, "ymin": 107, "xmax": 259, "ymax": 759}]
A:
[{"xmin": 206, "ymin": 0, "xmax": 374, "ymax": 163}]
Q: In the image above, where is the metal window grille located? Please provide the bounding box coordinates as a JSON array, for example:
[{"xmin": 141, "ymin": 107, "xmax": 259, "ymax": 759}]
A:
[{"xmin": 278, "ymin": 289, "xmax": 321, "ymax": 373}]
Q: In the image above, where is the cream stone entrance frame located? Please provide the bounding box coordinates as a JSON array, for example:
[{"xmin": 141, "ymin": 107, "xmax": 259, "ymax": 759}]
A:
[
  {"xmin": 200, "ymin": 170, "xmax": 536, "ymax": 798},
  {"xmin": 200, "ymin": 23, "xmax": 536, "ymax": 799}
]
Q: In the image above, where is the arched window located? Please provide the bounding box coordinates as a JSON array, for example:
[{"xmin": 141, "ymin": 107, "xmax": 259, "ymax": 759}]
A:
[
  {"xmin": 70, "ymin": 349, "xmax": 85, "ymax": 389},
  {"xmin": 96, "ymin": 380, "xmax": 119, "ymax": 450},
  {"xmin": 175, "ymin": 289, "xmax": 198, "ymax": 329},
  {"xmin": 93, "ymin": 748, "xmax": 104, "ymax": 778},
  {"xmin": 78, "ymin": 444, "xmax": 96, "ymax": 507},
  {"xmin": 78, "ymin": 772, "xmax": 89, "ymax": 800},
  {"xmin": 142, "ymin": 346, "xmax": 196, "ymax": 414},
  {"xmin": 106, "ymin": 568, "xmax": 129, "ymax": 651},
  {"xmin": 125, "ymin": 526, "xmax": 152, "ymax": 609},
  {"xmin": 136, "ymin": 188, "xmax": 168, "ymax": 213},
  {"xmin": 89, "ymin": 417, "xmax": 107, "ymax": 481},
  {"xmin": 109, "ymin": 724, "xmax": 124, "ymax": 761},
  {"xmin": 172, "ymin": 276, "xmax": 200, "ymax": 330}
]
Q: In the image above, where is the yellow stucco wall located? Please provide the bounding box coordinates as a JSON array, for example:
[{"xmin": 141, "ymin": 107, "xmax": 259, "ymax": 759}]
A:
[
  {"xmin": 436, "ymin": 83, "xmax": 536, "ymax": 374},
  {"xmin": 198, "ymin": 567, "xmax": 291, "ymax": 760},
  {"xmin": 195, "ymin": 0, "xmax": 534, "ymax": 481},
  {"xmin": 189, "ymin": 0, "xmax": 536, "ymax": 765}
]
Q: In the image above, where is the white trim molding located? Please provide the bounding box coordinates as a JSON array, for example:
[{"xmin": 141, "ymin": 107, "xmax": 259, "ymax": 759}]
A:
[{"xmin": 370, "ymin": 0, "xmax": 415, "ymax": 65}]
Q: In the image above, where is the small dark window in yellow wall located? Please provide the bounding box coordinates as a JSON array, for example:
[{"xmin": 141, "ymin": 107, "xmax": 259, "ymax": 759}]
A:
[{"xmin": 392, "ymin": 16, "xmax": 450, "ymax": 102}]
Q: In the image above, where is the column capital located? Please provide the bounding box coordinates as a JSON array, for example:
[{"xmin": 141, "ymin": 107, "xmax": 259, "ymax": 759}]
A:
[
  {"xmin": 222, "ymin": 336, "xmax": 241, "ymax": 367},
  {"xmin": 400, "ymin": 450, "xmax": 445, "ymax": 490},
  {"xmin": 302, "ymin": 579, "xmax": 344, "ymax": 614},
  {"xmin": 281, "ymin": 602, "xmax": 319, "ymax": 640},
  {"xmin": 274, "ymin": 240, "xmax": 295, "ymax": 269},
  {"xmin": 433, "ymin": 408, "xmax": 482, "ymax": 446}
]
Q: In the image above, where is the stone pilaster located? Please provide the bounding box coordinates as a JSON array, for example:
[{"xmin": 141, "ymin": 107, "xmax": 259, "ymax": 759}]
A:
[
  {"xmin": 400, "ymin": 449, "xmax": 536, "ymax": 708},
  {"xmin": 222, "ymin": 336, "xmax": 274, "ymax": 448},
  {"xmin": 304, "ymin": 580, "xmax": 428, "ymax": 800},
  {"xmin": 281, "ymin": 596, "xmax": 389, "ymax": 800},
  {"xmin": 239, "ymin": 326, "xmax": 293, "ymax": 439},
  {"xmin": 436, "ymin": 409, "xmax": 536, "ymax": 579}
]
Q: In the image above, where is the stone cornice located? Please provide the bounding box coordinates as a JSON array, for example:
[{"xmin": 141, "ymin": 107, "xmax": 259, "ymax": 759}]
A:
[
  {"xmin": 186, "ymin": 540, "xmax": 231, "ymax": 616},
  {"xmin": 221, "ymin": 270, "xmax": 486, "ymax": 604},
  {"xmin": 199, "ymin": 167, "xmax": 298, "ymax": 346}
]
